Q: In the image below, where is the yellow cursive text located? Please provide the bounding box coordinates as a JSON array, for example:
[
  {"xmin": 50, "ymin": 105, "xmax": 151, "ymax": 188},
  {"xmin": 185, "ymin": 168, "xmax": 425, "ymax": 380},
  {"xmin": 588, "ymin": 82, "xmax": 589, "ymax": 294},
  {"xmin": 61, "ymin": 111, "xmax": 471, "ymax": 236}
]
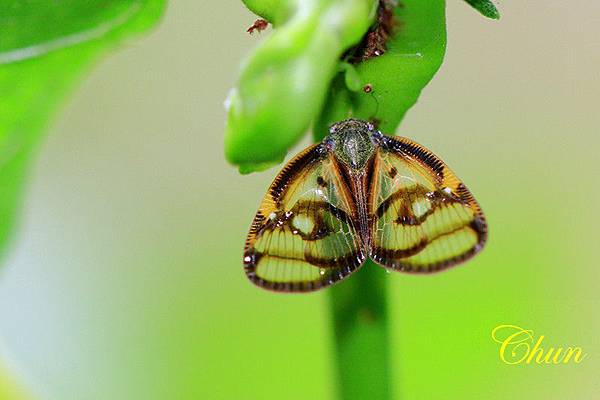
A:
[{"xmin": 491, "ymin": 325, "xmax": 587, "ymax": 365}]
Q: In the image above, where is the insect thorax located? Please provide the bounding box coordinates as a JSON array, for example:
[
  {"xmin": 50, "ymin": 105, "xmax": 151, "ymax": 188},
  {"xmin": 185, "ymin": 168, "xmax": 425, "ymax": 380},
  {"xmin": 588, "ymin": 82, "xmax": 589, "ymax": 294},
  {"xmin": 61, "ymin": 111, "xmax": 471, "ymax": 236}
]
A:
[{"xmin": 326, "ymin": 119, "xmax": 376, "ymax": 170}]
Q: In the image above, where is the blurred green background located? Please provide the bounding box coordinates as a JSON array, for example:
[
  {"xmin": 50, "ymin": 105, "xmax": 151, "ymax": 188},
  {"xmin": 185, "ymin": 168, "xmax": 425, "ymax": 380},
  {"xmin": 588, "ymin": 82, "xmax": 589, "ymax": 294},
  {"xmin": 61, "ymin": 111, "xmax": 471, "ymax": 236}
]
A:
[{"xmin": 1, "ymin": 1, "xmax": 599, "ymax": 399}]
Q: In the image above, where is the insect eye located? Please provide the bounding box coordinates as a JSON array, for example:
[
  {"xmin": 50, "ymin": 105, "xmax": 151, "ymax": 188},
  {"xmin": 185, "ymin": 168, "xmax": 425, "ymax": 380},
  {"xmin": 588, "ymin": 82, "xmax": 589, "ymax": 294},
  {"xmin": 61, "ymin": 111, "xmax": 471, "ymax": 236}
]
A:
[
  {"xmin": 324, "ymin": 138, "xmax": 335, "ymax": 150},
  {"xmin": 370, "ymin": 130, "xmax": 383, "ymax": 143}
]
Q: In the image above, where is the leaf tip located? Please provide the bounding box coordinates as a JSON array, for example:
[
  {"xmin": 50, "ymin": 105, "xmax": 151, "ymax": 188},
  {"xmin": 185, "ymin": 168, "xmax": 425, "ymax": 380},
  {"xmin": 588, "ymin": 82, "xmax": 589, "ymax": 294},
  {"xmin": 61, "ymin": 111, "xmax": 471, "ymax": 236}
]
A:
[{"xmin": 464, "ymin": 0, "xmax": 501, "ymax": 20}]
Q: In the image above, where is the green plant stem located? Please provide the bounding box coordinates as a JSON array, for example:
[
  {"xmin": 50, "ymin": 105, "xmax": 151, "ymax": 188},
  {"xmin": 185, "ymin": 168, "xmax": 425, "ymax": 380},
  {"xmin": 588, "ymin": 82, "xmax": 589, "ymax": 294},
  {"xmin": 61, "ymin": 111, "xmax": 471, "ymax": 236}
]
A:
[
  {"xmin": 328, "ymin": 264, "xmax": 391, "ymax": 399},
  {"xmin": 231, "ymin": 0, "xmax": 474, "ymax": 398},
  {"xmin": 312, "ymin": 5, "xmax": 446, "ymax": 397},
  {"xmin": 314, "ymin": 115, "xmax": 391, "ymax": 400}
]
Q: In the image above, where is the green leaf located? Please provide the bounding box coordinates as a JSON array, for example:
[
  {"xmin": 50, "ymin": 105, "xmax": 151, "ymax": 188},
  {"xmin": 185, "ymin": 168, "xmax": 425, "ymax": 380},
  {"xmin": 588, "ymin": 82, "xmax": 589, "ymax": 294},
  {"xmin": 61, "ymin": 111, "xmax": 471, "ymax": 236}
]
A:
[
  {"xmin": 0, "ymin": 0, "xmax": 166, "ymax": 262},
  {"xmin": 314, "ymin": 0, "xmax": 447, "ymax": 138},
  {"xmin": 224, "ymin": 0, "xmax": 379, "ymax": 173},
  {"xmin": 226, "ymin": 0, "xmax": 451, "ymax": 173},
  {"xmin": 463, "ymin": 0, "xmax": 500, "ymax": 20}
]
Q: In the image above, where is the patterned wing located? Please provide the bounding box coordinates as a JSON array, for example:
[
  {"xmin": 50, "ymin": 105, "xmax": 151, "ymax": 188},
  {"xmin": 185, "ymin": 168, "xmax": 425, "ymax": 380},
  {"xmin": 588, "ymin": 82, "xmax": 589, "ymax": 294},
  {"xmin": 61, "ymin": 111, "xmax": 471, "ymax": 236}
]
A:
[
  {"xmin": 244, "ymin": 144, "xmax": 367, "ymax": 292},
  {"xmin": 369, "ymin": 135, "xmax": 487, "ymax": 273}
]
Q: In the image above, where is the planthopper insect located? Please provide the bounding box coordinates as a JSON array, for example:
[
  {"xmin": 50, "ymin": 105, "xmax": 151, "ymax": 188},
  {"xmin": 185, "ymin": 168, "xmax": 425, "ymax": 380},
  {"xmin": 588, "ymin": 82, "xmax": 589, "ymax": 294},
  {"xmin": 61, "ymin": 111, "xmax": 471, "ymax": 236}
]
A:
[{"xmin": 243, "ymin": 119, "xmax": 487, "ymax": 292}]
